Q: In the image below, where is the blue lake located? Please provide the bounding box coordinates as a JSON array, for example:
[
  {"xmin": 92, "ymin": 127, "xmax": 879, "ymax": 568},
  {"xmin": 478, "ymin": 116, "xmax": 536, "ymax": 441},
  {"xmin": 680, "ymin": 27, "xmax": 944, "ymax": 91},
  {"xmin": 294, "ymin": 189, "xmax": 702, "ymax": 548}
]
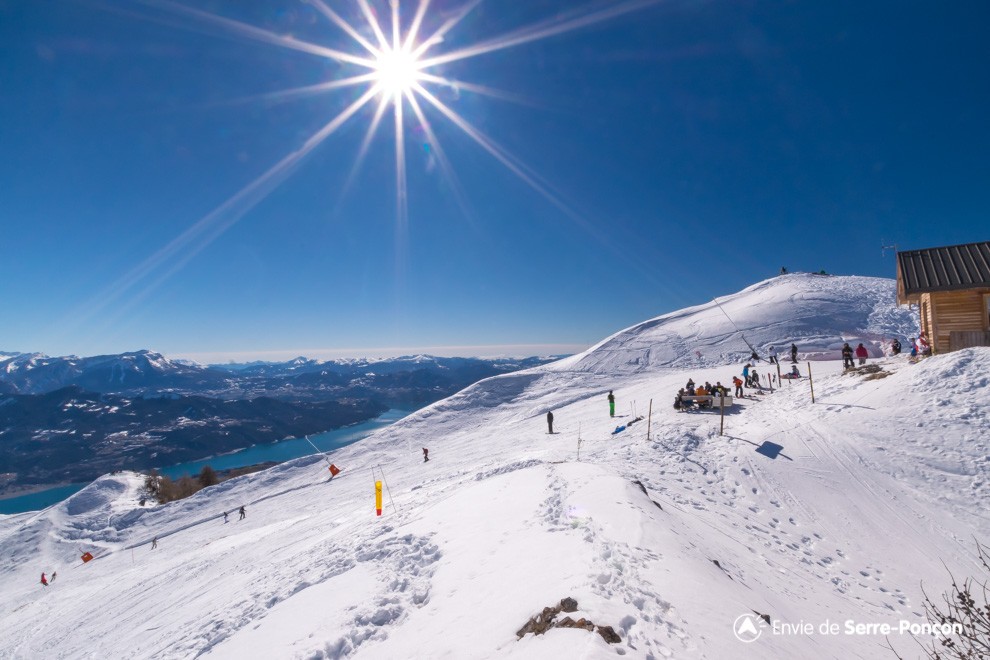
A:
[{"xmin": 0, "ymin": 408, "xmax": 409, "ymax": 515}]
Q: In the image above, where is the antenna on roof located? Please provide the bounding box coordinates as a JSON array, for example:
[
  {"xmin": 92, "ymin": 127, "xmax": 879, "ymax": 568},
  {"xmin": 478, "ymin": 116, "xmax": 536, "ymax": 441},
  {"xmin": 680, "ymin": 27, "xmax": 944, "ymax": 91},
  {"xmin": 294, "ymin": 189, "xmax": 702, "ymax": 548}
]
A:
[{"xmin": 881, "ymin": 241, "xmax": 898, "ymax": 259}]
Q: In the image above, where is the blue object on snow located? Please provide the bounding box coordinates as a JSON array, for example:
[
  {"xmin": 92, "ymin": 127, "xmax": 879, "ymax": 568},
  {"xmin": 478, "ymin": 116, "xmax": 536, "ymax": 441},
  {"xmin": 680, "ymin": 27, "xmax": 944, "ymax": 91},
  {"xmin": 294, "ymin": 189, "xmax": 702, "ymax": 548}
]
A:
[{"xmin": 612, "ymin": 425, "xmax": 626, "ymax": 435}]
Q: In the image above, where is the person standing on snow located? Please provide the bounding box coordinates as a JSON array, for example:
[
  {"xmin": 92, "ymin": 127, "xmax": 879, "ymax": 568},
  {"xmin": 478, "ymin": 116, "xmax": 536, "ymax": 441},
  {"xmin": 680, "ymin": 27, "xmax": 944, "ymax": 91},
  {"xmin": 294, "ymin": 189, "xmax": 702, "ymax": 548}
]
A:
[
  {"xmin": 239, "ymin": 506, "xmax": 246, "ymax": 520},
  {"xmin": 742, "ymin": 363, "xmax": 751, "ymax": 387},
  {"xmin": 841, "ymin": 343, "xmax": 855, "ymax": 369},
  {"xmin": 151, "ymin": 537, "xmax": 158, "ymax": 549},
  {"xmin": 767, "ymin": 346, "xmax": 778, "ymax": 364},
  {"xmin": 790, "ymin": 343, "xmax": 798, "ymax": 363},
  {"xmin": 422, "ymin": 447, "xmax": 429, "ymax": 462},
  {"xmin": 223, "ymin": 512, "xmax": 229, "ymax": 523},
  {"xmin": 733, "ymin": 377, "xmax": 744, "ymax": 398},
  {"xmin": 891, "ymin": 338, "xmax": 902, "ymax": 355},
  {"xmin": 546, "ymin": 411, "xmax": 554, "ymax": 434},
  {"xmin": 607, "ymin": 391, "xmax": 616, "ymax": 418},
  {"xmin": 855, "ymin": 343, "xmax": 868, "ymax": 365}
]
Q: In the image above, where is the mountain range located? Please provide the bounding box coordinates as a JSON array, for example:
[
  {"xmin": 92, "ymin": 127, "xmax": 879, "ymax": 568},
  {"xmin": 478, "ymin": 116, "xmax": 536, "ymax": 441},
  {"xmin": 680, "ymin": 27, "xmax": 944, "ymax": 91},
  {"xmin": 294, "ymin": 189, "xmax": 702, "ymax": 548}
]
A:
[{"xmin": 0, "ymin": 353, "xmax": 561, "ymax": 493}]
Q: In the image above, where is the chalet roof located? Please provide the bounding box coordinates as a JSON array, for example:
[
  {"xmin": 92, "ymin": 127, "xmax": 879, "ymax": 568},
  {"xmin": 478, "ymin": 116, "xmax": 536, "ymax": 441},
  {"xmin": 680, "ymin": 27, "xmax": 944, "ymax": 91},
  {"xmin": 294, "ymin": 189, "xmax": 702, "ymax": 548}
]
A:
[{"xmin": 897, "ymin": 241, "xmax": 990, "ymax": 298}]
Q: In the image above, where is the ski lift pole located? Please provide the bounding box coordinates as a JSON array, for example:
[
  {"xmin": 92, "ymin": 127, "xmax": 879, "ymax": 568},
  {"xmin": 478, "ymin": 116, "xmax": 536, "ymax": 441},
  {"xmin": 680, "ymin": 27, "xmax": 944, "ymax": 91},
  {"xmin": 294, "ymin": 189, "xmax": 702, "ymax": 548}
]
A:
[
  {"xmin": 377, "ymin": 465, "xmax": 397, "ymax": 514},
  {"xmin": 808, "ymin": 362, "xmax": 815, "ymax": 403}
]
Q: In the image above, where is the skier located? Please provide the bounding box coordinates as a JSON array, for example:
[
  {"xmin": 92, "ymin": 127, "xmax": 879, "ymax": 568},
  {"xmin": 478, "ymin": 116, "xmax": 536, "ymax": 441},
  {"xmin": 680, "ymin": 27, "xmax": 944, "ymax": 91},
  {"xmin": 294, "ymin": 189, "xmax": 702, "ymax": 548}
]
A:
[
  {"xmin": 239, "ymin": 506, "xmax": 246, "ymax": 520},
  {"xmin": 607, "ymin": 391, "xmax": 615, "ymax": 418},
  {"xmin": 40, "ymin": 572, "xmax": 48, "ymax": 587},
  {"xmin": 151, "ymin": 537, "xmax": 158, "ymax": 549},
  {"xmin": 891, "ymin": 338, "xmax": 902, "ymax": 355},
  {"xmin": 767, "ymin": 346, "xmax": 778, "ymax": 364},
  {"xmin": 841, "ymin": 343, "xmax": 855, "ymax": 369},
  {"xmin": 546, "ymin": 411, "xmax": 554, "ymax": 434},
  {"xmin": 50, "ymin": 571, "xmax": 56, "ymax": 582},
  {"xmin": 223, "ymin": 512, "xmax": 229, "ymax": 524},
  {"xmin": 855, "ymin": 343, "xmax": 868, "ymax": 365},
  {"xmin": 790, "ymin": 343, "xmax": 798, "ymax": 363},
  {"xmin": 733, "ymin": 377, "xmax": 744, "ymax": 398},
  {"xmin": 422, "ymin": 447, "xmax": 429, "ymax": 462}
]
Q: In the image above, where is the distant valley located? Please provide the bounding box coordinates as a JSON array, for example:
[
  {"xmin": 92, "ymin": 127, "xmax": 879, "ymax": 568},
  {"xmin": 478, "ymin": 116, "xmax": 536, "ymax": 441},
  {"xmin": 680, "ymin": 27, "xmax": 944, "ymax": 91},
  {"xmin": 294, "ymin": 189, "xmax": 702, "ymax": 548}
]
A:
[{"xmin": 0, "ymin": 350, "xmax": 562, "ymax": 494}]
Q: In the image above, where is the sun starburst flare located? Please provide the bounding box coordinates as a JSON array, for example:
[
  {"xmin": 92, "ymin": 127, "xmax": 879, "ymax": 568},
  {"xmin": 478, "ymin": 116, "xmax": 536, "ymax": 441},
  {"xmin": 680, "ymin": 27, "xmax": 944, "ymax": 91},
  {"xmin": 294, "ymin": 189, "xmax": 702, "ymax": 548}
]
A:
[{"xmin": 70, "ymin": 0, "xmax": 664, "ymax": 341}]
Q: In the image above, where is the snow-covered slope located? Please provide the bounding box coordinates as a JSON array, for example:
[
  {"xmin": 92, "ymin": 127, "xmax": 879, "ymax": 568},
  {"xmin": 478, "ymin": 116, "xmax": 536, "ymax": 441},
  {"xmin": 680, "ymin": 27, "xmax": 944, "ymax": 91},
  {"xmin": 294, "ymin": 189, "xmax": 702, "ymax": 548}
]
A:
[
  {"xmin": 553, "ymin": 273, "xmax": 916, "ymax": 374},
  {"xmin": 1, "ymin": 274, "xmax": 986, "ymax": 660}
]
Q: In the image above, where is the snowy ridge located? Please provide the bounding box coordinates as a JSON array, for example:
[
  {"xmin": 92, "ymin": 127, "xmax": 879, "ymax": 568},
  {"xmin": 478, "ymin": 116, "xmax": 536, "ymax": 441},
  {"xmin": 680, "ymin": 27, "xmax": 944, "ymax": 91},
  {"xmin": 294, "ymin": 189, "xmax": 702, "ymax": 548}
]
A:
[
  {"xmin": 1, "ymin": 275, "xmax": 987, "ymax": 659},
  {"xmin": 552, "ymin": 273, "xmax": 917, "ymax": 374}
]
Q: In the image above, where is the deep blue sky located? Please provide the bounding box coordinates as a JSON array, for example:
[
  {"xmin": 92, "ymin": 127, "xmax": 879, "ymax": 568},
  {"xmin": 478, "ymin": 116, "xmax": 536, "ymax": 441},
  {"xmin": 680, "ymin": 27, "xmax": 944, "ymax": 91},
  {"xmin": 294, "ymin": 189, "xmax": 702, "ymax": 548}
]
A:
[{"xmin": 2, "ymin": 0, "xmax": 988, "ymax": 362}]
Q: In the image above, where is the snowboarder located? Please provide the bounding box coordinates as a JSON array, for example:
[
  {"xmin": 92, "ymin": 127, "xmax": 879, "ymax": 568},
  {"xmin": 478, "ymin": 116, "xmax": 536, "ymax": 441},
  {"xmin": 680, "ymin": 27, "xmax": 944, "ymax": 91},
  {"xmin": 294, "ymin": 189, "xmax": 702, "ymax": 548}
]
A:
[
  {"xmin": 223, "ymin": 511, "xmax": 229, "ymax": 523},
  {"xmin": 422, "ymin": 447, "xmax": 429, "ymax": 462},
  {"xmin": 855, "ymin": 343, "xmax": 868, "ymax": 365},
  {"xmin": 891, "ymin": 338, "xmax": 902, "ymax": 355},
  {"xmin": 607, "ymin": 391, "xmax": 615, "ymax": 418},
  {"xmin": 40, "ymin": 572, "xmax": 48, "ymax": 587},
  {"xmin": 239, "ymin": 506, "xmax": 246, "ymax": 520},
  {"xmin": 546, "ymin": 411, "xmax": 554, "ymax": 434},
  {"xmin": 151, "ymin": 537, "xmax": 158, "ymax": 549},
  {"xmin": 768, "ymin": 346, "xmax": 778, "ymax": 364},
  {"xmin": 841, "ymin": 343, "xmax": 855, "ymax": 370}
]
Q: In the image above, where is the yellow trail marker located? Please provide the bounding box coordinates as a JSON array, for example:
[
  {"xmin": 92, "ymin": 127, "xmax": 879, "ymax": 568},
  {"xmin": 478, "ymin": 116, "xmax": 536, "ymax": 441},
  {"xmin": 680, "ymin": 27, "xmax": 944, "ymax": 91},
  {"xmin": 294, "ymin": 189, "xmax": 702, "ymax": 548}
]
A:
[{"xmin": 375, "ymin": 480, "xmax": 383, "ymax": 516}]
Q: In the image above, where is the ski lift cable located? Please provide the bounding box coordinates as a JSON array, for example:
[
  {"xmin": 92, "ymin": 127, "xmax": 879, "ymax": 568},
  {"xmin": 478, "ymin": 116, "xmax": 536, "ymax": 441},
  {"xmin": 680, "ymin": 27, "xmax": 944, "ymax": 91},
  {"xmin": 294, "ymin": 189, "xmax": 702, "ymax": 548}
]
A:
[
  {"xmin": 712, "ymin": 297, "xmax": 755, "ymax": 353},
  {"xmin": 303, "ymin": 434, "xmax": 334, "ymax": 467}
]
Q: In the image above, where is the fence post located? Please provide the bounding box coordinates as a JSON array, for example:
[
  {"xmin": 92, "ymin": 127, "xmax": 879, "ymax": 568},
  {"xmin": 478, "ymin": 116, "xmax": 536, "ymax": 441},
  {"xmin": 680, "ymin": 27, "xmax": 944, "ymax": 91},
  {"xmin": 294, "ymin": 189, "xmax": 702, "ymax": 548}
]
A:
[
  {"xmin": 808, "ymin": 362, "xmax": 815, "ymax": 403},
  {"xmin": 719, "ymin": 393, "xmax": 725, "ymax": 436},
  {"xmin": 646, "ymin": 399, "xmax": 652, "ymax": 442}
]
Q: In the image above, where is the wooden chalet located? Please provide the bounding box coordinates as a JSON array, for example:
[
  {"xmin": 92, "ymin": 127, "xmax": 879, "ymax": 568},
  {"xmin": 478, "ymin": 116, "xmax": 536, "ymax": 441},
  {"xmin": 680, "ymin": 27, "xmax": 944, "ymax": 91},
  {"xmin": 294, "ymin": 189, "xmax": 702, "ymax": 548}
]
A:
[{"xmin": 896, "ymin": 241, "xmax": 990, "ymax": 354}]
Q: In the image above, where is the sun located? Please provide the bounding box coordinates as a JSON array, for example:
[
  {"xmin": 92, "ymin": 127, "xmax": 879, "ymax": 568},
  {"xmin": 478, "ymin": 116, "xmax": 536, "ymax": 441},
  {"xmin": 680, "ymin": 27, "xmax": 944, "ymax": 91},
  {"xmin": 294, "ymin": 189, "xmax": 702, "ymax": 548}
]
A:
[{"xmin": 373, "ymin": 46, "xmax": 424, "ymax": 99}]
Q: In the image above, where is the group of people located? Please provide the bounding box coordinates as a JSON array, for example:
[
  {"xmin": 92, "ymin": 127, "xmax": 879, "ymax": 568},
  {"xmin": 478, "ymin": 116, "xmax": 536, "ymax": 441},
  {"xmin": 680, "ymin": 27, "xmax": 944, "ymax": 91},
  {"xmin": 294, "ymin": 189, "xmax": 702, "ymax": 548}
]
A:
[
  {"xmin": 40, "ymin": 571, "xmax": 56, "ymax": 587},
  {"xmin": 841, "ymin": 342, "xmax": 870, "ymax": 369},
  {"xmin": 750, "ymin": 344, "xmax": 800, "ymax": 364},
  {"xmin": 674, "ymin": 378, "xmax": 730, "ymax": 411}
]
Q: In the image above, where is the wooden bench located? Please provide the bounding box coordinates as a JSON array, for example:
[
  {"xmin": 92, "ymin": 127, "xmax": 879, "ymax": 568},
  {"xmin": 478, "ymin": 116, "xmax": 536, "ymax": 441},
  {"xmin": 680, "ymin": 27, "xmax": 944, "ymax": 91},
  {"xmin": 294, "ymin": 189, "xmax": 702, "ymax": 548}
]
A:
[{"xmin": 680, "ymin": 395, "xmax": 733, "ymax": 409}]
